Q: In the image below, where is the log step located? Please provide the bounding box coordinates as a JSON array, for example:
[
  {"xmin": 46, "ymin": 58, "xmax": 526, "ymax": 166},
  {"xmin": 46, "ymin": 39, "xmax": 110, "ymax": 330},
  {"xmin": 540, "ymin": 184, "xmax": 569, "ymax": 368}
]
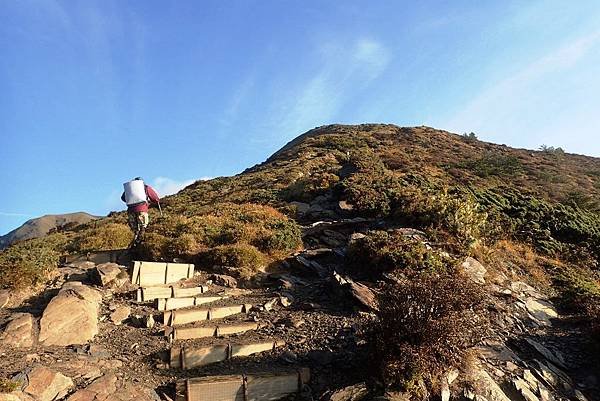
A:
[
  {"xmin": 157, "ymin": 295, "xmax": 225, "ymax": 311},
  {"xmin": 175, "ymin": 368, "xmax": 310, "ymax": 401},
  {"xmin": 169, "ymin": 322, "xmax": 260, "ymax": 341},
  {"xmin": 136, "ymin": 284, "xmax": 209, "ymax": 302},
  {"xmin": 164, "ymin": 304, "xmax": 252, "ymax": 326},
  {"xmin": 170, "ymin": 340, "xmax": 284, "ymax": 369}
]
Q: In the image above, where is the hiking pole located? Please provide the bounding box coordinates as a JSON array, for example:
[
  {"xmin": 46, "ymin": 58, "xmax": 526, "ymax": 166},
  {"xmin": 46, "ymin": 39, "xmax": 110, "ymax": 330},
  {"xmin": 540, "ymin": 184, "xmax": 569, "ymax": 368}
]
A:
[{"xmin": 158, "ymin": 201, "xmax": 163, "ymax": 217}]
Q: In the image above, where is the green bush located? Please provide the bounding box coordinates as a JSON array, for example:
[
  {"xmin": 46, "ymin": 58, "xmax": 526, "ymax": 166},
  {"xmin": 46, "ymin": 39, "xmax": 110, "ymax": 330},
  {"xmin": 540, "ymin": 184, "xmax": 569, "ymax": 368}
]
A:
[
  {"xmin": 458, "ymin": 153, "xmax": 523, "ymax": 177},
  {"xmin": 198, "ymin": 243, "xmax": 268, "ymax": 280},
  {"xmin": 70, "ymin": 223, "xmax": 132, "ymax": 253},
  {"xmin": 346, "ymin": 230, "xmax": 451, "ymax": 278},
  {"xmin": 0, "ymin": 378, "xmax": 20, "ymax": 393},
  {"xmin": 0, "ymin": 233, "xmax": 68, "ymax": 289}
]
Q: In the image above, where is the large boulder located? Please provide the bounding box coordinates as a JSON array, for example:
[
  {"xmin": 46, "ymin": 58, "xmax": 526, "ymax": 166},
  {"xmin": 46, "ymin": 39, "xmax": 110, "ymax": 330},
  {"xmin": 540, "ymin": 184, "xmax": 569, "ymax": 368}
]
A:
[
  {"xmin": 15, "ymin": 366, "xmax": 74, "ymax": 401},
  {"xmin": 0, "ymin": 313, "xmax": 34, "ymax": 347},
  {"xmin": 66, "ymin": 373, "xmax": 158, "ymax": 401},
  {"xmin": 38, "ymin": 282, "xmax": 102, "ymax": 346}
]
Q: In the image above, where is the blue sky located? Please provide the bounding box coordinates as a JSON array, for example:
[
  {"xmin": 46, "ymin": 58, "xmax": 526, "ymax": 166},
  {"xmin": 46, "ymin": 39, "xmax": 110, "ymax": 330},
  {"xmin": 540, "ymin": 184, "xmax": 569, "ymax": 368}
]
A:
[{"xmin": 2, "ymin": 1, "xmax": 600, "ymax": 235}]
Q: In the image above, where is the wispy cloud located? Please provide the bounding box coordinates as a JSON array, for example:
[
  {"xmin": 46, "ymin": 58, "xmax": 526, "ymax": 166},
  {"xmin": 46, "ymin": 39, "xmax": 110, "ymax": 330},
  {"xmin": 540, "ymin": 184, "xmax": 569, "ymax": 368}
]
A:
[
  {"xmin": 0, "ymin": 211, "xmax": 35, "ymax": 217},
  {"xmin": 151, "ymin": 176, "xmax": 208, "ymax": 197},
  {"xmin": 270, "ymin": 37, "xmax": 391, "ymax": 137},
  {"xmin": 445, "ymin": 29, "xmax": 600, "ymax": 138}
]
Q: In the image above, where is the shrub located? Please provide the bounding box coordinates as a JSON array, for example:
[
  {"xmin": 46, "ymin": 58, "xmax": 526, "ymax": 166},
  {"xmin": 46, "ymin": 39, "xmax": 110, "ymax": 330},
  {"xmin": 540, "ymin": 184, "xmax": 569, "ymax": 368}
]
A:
[
  {"xmin": 70, "ymin": 223, "xmax": 132, "ymax": 253},
  {"xmin": 198, "ymin": 243, "xmax": 268, "ymax": 280},
  {"xmin": 458, "ymin": 153, "xmax": 523, "ymax": 177},
  {"xmin": 346, "ymin": 230, "xmax": 450, "ymax": 278},
  {"xmin": 0, "ymin": 233, "xmax": 68, "ymax": 289},
  {"xmin": 0, "ymin": 378, "xmax": 20, "ymax": 393},
  {"xmin": 372, "ymin": 272, "xmax": 488, "ymax": 392}
]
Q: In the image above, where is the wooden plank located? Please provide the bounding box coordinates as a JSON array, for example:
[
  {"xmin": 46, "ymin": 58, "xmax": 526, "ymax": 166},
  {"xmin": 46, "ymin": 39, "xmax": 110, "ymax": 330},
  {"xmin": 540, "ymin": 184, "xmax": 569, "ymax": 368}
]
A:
[
  {"xmin": 184, "ymin": 344, "xmax": 229, "ymax": 368},
  {"xmin": 157, "ymin": 296, "xmax": 224, "ymax": 311},
  {"xmin": 179, "ymin": 370, "xmax": 309, "ymax": 401},
  {"xmin": 171, "ymin": 308, "xmax": 210, "ymax": 326},
  {"xmin": 134, "ymin": 261, "xmax": 195, "ymax": 286},
  {"xmin": 216, "ymin": 322, "xmax": 259, "ymax": 336},
  {"xmin": 173, "ymin": 286, "xmax": 206, "ymax": 298},
  {"xmin": 209, "ymin": 305, "xmax": 246, "ymax": 320},
  {"xmin": 174, "ymin": 326, "xmax": 217, "ymax": 340},
  {"xmin": 230, "ymin": 341, "xmax": 278, "ymax": 358},
  {"xmin": 185, "ymin": 376, "xmax": 245, "ymax": 401}
]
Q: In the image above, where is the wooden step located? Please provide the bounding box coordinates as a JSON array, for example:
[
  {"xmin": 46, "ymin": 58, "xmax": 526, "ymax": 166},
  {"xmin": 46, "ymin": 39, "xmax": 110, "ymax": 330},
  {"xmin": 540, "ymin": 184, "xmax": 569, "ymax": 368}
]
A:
[
  {"xmin": 131, "ymin": 261, "xmax": 194, "ymax": 287},
  {"xmin": 175, "ymin": 368, "xmax": 310, "ymax": 401},
  {"xmin": 169, "ymin": 321, "xmax": 260, "ymax": 341},
  {"xmin": 136, "ymin": 285, "xmax": 209, "ymax": 302},
  {"xmin": 164, "ymin": 304, "xmax": 252, "ymax": 326},
  {"xmin": 170, "ymin": 340, "xmax": 284, "ymax": 369},
  {"xmin": 157, "ymin": 295, "xmax": 225, "ymax": 311}
]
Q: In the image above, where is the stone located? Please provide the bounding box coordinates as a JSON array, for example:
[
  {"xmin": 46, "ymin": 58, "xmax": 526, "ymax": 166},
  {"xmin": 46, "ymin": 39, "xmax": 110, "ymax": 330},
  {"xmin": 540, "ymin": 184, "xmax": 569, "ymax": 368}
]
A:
[
  {"xmin": 512, "ymin": 378, "xmax": 540, "ymax": 401},
  {"xmin": 109, "ymin": 306, "xmax": 130, "ymax": 325},
  {"xmin": 471, "ymin": 368, "xmax": 511, "ymax": 401},
  {"xmin": 0, "ymin": 289, "xmax": 10, "ymax": 309},
  {"xmin": 338, "ymin": 200, "xmax": 354, "ymax": 211},
  {"xmin": 290, "ymin": 201, "xmax": 310, "ymax": 215},
  {"xmin": 94, "ymin": 263, "xmax": 123, "ymax": 286},
  {"xmin": 461, "ymin": 257, "xmax": 487, "ymax": 284},
  {"xmin": 66, "ymin": 373, "xmax": 157, "ymax": 401},
  {"xmin": 525, "ymin": 339, "xmax": 567, "ymax": 369},
  {"xmin": 210, "ymin": 274, "xmax": 238, "ymax": 288},
  {"xmin": 145, "ymin": 314, "xmax": 155, "ymax": 328},
  {"xmin": 524, "ymin": 298, "xmax": 558, "ymax": 325},
  {"xmin": 332, "ymin": 271, "xmax": 378, "ymax": 311},
  {"xmin": 441, "ymin": 381, "xmax": 450, "ymax": 401},
  {"xmin": 39, "ymin": 282, "xmax": 102, "ymax": 346},
  {"xmin": 20, "ymin": 366, "xmax": 74, "ymax": 401},
  {"xmin": 65, "ymin": 261, "xmax": 96, "ymax": 270},
  {"xmin": 1, "ymin": 313, "xmax": 34, "ymax": 347},
  {"xmin": 329, "ymin": 383, "xmax": 369, "ymax": 401}
]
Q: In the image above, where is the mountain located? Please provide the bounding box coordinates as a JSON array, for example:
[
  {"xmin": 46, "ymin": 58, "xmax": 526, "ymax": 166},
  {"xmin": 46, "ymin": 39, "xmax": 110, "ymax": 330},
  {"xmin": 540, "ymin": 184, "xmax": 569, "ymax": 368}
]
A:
[
  {"xmin": 0, "ymin": 212, "xmax": 100, "ymax": 249},
  {"xmin": 1, "ymin": 124, "xmax": 599, "ymax": 400}
]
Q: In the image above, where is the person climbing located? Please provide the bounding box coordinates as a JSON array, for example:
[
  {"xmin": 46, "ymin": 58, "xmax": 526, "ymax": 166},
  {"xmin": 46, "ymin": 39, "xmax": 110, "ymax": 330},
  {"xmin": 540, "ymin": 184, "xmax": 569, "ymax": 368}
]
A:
[{"xmin": 121, "ymin": 177, "xmax": 160, "ymax": 247}]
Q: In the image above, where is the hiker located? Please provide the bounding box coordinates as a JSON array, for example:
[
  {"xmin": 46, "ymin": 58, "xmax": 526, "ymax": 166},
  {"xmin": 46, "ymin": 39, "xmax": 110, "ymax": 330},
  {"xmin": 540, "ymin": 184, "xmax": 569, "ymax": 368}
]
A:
[{"xmin": 121, "ymin": 177, "xmax": 160, "ymax": 246}]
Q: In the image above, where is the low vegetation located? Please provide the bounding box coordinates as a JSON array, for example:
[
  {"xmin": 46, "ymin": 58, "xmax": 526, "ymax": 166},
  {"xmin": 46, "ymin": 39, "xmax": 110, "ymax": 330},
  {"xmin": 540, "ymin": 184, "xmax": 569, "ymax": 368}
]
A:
[{"xmin": 372, "ymin": 272, "xmax": 488, "ymax": 394}]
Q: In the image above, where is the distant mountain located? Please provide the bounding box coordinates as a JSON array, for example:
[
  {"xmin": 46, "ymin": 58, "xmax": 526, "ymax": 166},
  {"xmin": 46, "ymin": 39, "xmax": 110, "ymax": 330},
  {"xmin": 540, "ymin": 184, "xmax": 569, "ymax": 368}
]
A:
[{"xmin": 0, "ymin": 212, "xmax": 100, "ymax": 249}]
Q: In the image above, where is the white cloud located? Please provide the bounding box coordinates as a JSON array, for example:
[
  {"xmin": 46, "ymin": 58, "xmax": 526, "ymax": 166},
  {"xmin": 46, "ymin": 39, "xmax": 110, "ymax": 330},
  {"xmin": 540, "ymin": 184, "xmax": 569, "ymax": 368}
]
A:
[
  {"xmin": 272, "ymin": 37, "xmax": 392, "ymax": 136},
  {"xmin": 151, "ymin": 176, "xmax": 208, "ymax": 197},
  {"xmin": 0, "ymin": 211, "xmax": 35, "ymax": 217},
  {"xmin": 444, "ymin": 29, "xmax": 600, "ymax": 138}
]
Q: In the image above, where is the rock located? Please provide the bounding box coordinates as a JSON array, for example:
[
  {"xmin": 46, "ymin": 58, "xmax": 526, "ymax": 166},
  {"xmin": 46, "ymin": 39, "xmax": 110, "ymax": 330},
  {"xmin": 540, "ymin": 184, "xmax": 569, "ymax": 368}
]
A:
[
  {"xmin": 329, "ymin": 383, "xmax": 369, "ymax": 401},
  {"xmin": 279, "ymin": 295, "xmax": 292, "ymax": 307},
  {"xmin": 441, "ymin": 381, "xmax": 450, "ymax": 401},
  {"xmin": 38, "ymin": 282, "xmax": 102, "ymax": 346},
  {"xmin": 574, "ymin": 390, "xmax": 590, "ymax": 401},
  {"xmin": 471, "ymin": 368, "xmax": 511, "ymax": 401},
  {"xmin": 210, "ymin": 274, "xmax": 238, "ymax": 288},
  {"xmin": 0, "ymin": 289, "xmax": 10, "ymax": 308},
  {"xmin": 0, "ymin": 313, "xmax": 34, "ymax": 347},
  {"xmin": 525, "ymin": 338, "xmax": 567, "ymax": 369},
  {"xmin": 94, "ymin": 263, "xmax": 123, "ymax": 286},
  {"xmin": 281, "ymin": 350, "xmax": 298, "ymax": 363},
  {"xmin": 0, "ymin": 394, "xmax": 33, "ymax": 401},
  {"xmin": 19, "ymin": 366, "xmax": 74, "ymax": 401},
  {"xmin": 461, "ymin": 257, "xmax": 487, "ymax": 284},
  {"xmin": 524, "ymin": 298, "xmax": 558, "ymax": 325},
  {"xmin": 290, "ymin": 201, "xmax": 310, "ymax": 215},
  {"xmin": 332, "ymin": 271, "xmax": 378, "ymax": 311},
  {"xmin": 512, "ymin": 378, "xmax": 540, "ymax": 401},
  {"xmin": 65, "ymin": 261, "xmax": 96, "ymax": 270},
  {"xmin": 145, "ymin": 314, "xmax": 155, "ymax": 328},
  {"xmin": 66, "ymin": 373, "xmax": 158, "ymax": 401},
  {"xmin": 109, "ymin": 306, "xmax": 130, "ymax": 325},
  {"xmin": 338, "ymin": 200, "xmax": 354, "ymax": 211}
]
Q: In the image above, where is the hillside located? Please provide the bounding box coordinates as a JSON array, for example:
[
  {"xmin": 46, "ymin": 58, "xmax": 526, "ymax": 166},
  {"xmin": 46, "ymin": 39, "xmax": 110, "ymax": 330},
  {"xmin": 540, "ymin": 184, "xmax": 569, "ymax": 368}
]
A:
[
  {"xmin": 1, "ymin": 124, "xmax": 599, "ymax": 401},
  {"xmin": 0, "ymin": 212, "xmax": 100, "ymax": 249}
]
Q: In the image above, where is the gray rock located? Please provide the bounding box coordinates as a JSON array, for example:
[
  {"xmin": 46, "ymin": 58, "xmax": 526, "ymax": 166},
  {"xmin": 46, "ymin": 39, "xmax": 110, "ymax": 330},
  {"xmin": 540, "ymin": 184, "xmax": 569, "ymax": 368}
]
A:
[
  {"xmin": 0, "ymin": 289, "xmax": 11, "ymax": 309},
  {"xmin": 210, "ymin": 274, "xmax": 238, "ymax": 288},
  {"xmin": 461, "ymin": 257, "xmax": 487, "ymax": 284},
  {"xmin": 109, "ymin": 305, "xmax": 131, "ymax": 325},
  {"xmin": 94, "ymin": 263, "xmax": 123, "ymax": 286}
]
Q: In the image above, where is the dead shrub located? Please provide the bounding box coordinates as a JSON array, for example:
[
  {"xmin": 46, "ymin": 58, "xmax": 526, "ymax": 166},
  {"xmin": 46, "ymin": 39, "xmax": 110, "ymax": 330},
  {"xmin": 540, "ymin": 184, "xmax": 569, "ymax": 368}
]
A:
[{"xmin": 372, "ymin": 272, "xmax": 488, "ymax": 393}]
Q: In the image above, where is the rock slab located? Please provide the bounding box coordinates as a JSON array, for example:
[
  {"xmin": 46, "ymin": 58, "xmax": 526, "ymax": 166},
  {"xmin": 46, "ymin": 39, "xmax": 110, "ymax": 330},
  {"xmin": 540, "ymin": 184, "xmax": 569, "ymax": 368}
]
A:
[
  {"xmin": 67, "ymin": 373, "xmax": 157, "ymax": 401},
  {"xmin": 18, "ymin": 366, "xmax": 74, "ymax": 401},
  {"xmin": 1, "ymin": 313, "xmax": 34, "ymax": 347},
  {"xmin": 38, "ymin": 282, "xmax": 102, "ymax": 346}
]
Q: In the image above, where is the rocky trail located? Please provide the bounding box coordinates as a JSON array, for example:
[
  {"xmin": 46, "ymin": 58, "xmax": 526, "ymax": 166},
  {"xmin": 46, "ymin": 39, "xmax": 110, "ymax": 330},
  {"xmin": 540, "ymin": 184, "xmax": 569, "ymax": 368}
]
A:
[{"xmin": 1, "ymin": 220, "xmax": 598, "ymax": 401}]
